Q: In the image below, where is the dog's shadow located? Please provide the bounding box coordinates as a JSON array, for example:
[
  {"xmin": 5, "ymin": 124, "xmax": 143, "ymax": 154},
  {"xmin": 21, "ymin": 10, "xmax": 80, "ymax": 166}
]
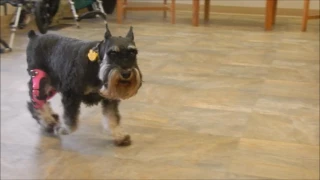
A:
[
  {"xmin": 48, "ymin": 24, "xmax": 75, "ymax": 32},
  {"xmin": 37, "ymin": 129, "xmax": 120, "ymax": 156}
]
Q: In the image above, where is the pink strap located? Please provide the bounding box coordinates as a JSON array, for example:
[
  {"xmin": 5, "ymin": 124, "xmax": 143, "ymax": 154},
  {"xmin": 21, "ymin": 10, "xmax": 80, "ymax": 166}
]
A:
[{"xmin": 31, "ymin": 69, "xmax": 46, "ymax": 90}]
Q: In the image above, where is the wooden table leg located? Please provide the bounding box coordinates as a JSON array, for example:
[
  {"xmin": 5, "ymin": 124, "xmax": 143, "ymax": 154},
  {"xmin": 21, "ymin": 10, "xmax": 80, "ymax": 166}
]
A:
[
  {"xmin": 265, "ymin": 0, "xmax": 275, "ymax": 31},
  {"xmin": 117, "ymin": 0, "xmax": 123, "ymax": 24},
  {"xmin": 192, "ymin": 0, "xmax": 200, "ymax": 26},
  {"xmin": 171, "ymin": 0, "xmax": 176, "ymax": 24},
  {"xmin": 163, "ymin": 0, "xmax": 167, "ymax": 18},
  {"xmin": 302, "ymin": 0, "xmax": 310, "ymax": 31},
  {"xmin": 123, "ymin": 0, "xmax": 127, "ymax": 19},
  {"xmin": 272, "ymin": 0, "xmax": 278, "ymax": 24},
  {"xmin": 204, "ymin": 0, "xmax": 210, "ymax": 22}
]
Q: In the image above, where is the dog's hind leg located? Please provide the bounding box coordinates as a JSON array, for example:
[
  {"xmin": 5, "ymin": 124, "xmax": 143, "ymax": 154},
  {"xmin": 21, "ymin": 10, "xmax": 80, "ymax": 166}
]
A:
[
  {"xmin": 54, "ymin": 91, "xmax": 81, "ymax": 135},
  {"xmin": 27, "ymin": 101, "xmax": 59, "ymax": 133},
  {"xmin": 27, "ymin": 72, "xmax": 59, "ymax": 133},
  {"xmin": 101, "ymin": 99, "xmax": 131, "ymax": 146}
]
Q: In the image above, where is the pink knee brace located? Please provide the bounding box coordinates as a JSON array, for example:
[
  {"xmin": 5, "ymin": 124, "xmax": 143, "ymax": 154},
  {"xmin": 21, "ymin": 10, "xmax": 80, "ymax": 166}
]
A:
[{"xmin": 30, "ymin": 69, "xmax": 57, "ymax": 109}]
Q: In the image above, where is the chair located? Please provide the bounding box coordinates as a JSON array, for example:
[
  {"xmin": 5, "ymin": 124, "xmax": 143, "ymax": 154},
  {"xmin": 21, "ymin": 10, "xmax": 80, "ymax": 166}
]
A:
[
  {"xmin": 192, "ymin": 0, "xmax": 210, "ymax": 26},
  {"xmin": 116, "ymin": 0, "xmax": 176, "ymax": 24},
  {"xmin": 265, "ymin": 0, "xmax": 320, "ymax": 31},
  {"xmin": 192, "ymin": 0, "xmax": 277, "ymax": 30},
  {"xmin": 301, "ymin": 0, "xmax": 320, "ymax": 31}
]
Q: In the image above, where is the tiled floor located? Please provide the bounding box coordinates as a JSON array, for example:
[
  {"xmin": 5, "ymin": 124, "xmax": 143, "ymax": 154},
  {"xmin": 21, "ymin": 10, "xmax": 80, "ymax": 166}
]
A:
[{"xmin": 1, "ymin": 11, "xmax": 319, "ymax": 179}]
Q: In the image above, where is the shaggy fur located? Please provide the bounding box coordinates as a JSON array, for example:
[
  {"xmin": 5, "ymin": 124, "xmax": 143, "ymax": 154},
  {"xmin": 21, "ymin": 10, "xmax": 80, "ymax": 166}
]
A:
[{"xmin": 26, "ymin": 24, "xmax": 142, "ymax": 146}]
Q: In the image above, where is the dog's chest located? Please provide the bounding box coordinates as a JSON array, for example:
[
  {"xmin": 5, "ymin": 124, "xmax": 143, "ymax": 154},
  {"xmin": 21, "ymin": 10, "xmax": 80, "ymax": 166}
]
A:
[{"xmin": 84, "ymin": 86, "xmax": 100, "ymax": 95}]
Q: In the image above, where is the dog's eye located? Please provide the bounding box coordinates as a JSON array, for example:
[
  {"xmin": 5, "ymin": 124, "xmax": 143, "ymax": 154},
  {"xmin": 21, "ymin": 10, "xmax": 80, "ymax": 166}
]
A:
[
  {"xmin": 108, "ymin": 51, "xmax": 117, "ymax": 57},
  {"xmin": 129, "ymin": 50, "xmax": 137, "ymax": 56}
]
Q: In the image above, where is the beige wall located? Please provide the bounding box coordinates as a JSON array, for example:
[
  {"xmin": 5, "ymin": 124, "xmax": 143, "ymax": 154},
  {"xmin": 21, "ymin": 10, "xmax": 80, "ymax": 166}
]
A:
[
  {"xmin": 1, "ymin": 0, "xmax": 319, "ymax": 16},
  {"xmin": 133, "ymin": 0, "xmax": 320, "ymax": 10}
]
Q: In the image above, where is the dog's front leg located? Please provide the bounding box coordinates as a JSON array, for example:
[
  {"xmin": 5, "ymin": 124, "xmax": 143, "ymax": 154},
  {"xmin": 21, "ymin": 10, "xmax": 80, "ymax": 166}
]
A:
[
  {"xmin": 54, "ymin": 92, "xmax": 81, "ymax": 135},
  {"xmin": 101, "ymin": 99, "xmax": 131, "ymax": 146}
]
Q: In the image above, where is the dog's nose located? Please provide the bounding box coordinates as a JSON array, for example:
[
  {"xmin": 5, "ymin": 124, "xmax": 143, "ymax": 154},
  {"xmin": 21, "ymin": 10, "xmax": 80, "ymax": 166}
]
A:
[{"xmin": 121, "ymin": 70, "xmax": 132, "ymax": 79}]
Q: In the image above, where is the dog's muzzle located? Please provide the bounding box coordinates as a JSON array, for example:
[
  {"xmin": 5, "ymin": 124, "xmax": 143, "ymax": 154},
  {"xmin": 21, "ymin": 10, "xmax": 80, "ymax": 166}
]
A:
[
  {"xmin": 120, "ymin": 69, "xmax": 132, "ymax": 80},
  {"xmin": 99, "ymin": 68, "xmax": 141, "ymax": 100}
]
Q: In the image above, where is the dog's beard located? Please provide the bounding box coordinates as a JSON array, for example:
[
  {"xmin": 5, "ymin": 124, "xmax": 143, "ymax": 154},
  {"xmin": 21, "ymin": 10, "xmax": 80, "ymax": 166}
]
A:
[{"xmin": 99, "ymin": 68, "xmax": 141, "ymax": 100}]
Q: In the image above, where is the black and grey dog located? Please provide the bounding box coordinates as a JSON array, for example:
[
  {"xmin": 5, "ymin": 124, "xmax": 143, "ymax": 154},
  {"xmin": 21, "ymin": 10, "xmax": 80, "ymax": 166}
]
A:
[{"xmin": 26, "ymin": 24, "xmax": 142, "ymax": 146}]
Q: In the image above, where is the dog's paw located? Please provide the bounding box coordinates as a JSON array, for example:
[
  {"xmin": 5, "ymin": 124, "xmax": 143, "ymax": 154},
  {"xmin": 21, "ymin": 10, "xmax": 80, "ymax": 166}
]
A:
[
  {"xmin": 39, "ymin": 114, "xmax": 60, "ymax": 133},
  {"xmin": 51, "ymin": 113, "xmax": 60, "ymax": 122},
  {"xmin": 42, "ymin": 121, "xmax": 57, "ymax": 133},
  {"xmin": 54, "ymin": 124, "xmax": 73, "ymax": 136},
  {"xmin": 114, "ymin": 134, "xmax": 131, "ymax": 146}
]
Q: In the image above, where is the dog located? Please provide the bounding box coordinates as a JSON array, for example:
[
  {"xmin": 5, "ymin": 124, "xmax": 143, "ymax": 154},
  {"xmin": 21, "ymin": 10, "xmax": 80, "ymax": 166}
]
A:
[{"xmin": 26, "ymin": 24, "xmax": 142, "ymax": 146}]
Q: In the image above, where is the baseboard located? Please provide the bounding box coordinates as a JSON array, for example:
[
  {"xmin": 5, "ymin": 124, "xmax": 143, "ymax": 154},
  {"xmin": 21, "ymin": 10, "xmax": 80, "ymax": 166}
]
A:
[{"xmin": 126, "ymin": 2, "xmax": 319, "ymax": 17}]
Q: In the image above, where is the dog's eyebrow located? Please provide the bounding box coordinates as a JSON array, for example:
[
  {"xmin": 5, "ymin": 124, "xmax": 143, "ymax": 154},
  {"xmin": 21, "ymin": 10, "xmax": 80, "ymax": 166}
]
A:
[
  {"xmin": 127, "ymin": 44, "xmax": 137, "ymax": 50},
  {"xmin": 108, "ymin": 46, "xmax": 120, "ymax": 52}
]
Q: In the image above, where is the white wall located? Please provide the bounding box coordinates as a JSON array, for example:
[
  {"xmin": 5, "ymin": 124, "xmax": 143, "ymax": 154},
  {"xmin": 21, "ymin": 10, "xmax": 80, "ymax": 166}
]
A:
[{"xmin": 133, "ymin": 0, "xmax": 320, "ymax": 10}]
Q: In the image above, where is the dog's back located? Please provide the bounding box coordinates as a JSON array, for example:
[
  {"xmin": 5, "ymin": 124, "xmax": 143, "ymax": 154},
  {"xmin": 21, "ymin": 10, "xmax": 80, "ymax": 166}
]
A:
[
  {"xmin": 26, "ymin": 30, "xmax": 75, "ymax": 67},
  {"xmin": 26, "ymin": 30, "xmax": 97, "ymax": 69},
  {"xmin": 26, "ymin": 30, "xmax": 88, "ymax": 61},
  {"xmin": 26, "ymin": 30, "xmax": 99, "ymax": 92}
]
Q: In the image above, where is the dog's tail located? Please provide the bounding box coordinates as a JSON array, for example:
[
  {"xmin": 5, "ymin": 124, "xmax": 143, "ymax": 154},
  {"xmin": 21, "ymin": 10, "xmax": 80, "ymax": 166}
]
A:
[{"xmin": 28, "ymin": 30, "xmax": 37, "ymax": 39}]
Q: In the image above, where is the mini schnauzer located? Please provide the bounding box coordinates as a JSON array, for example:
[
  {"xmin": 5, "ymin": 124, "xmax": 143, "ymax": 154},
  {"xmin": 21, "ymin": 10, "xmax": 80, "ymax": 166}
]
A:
[{"xmin": 26, "ymin": 24, "xmax": 142, "ymax": 146}]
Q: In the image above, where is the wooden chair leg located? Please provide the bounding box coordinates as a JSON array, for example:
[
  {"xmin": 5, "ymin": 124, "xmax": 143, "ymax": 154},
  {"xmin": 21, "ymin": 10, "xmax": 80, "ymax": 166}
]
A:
[
  {"xmin": 204, "ymin": 0, "xmax": 210, "ymax": 22},
  {"xmin": 116, "ymin": 0, "xmax": 123, "ymax": 24},
  {"xmin": 192, "ymin": 0, "xmax": 200, "ymax": 26},
  {"xmin": 272, "ymin": 0, "xmax": 278, "ymax": 24},
  {"xmin": 302, "ymin": 0, "xmax": 310, "ymax": 32},
  {"xmin": 123, "ymin": 0, "xmax": 127, "ymax": 19},
  {"xmin": 163, "ymin": 0, "xmax": 167, "ymax": 18}
]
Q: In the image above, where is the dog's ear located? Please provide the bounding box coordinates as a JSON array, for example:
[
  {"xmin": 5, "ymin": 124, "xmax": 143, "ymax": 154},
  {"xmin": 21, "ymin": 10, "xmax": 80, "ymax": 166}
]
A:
[
  {"xmin": 126, "ymin": 26, "xmax": 134, "ymax": 41},
  {"xmin": 105, "ymin": 24, "xmax": 112, "ymax": 39}
]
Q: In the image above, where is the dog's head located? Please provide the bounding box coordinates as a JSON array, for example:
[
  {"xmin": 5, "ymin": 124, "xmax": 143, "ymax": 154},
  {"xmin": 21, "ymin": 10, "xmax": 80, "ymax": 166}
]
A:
[{"xmin": 97, "ymin": 24, "xmax": 142, "ymax": 100}]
